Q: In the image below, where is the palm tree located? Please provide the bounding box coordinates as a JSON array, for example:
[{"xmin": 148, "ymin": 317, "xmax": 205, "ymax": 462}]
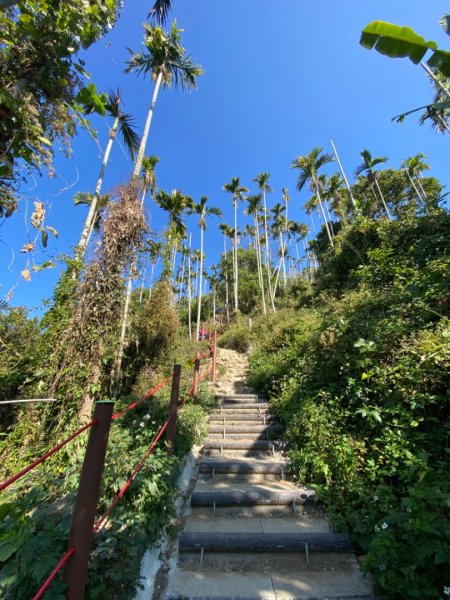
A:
[
  {"xmin": 223, "ymin": 177, "xmax": 248, "ymax": 312},
  {"xmin": 419, "ymin": 69, "xmax": 450, "ymax": 134},
  {"xmin": 245, "ymin": 194, "xmax": 267, "ymax": 316},
  {"xmin": 253, "ymin": 172, "xmax": 275, "ymax": 310},
  {"xmin": 155, "ymin": 189, "xmax": 193, "ymax": 280},
  {"xmin": 193, "ymin": 197, "xmax": 222, "ymax": 340},
  {"xmin": 324, "ymin": 173, "xmax": 350, "ymax": 223},
  {"xmin": 126, "ymin": 22, "xmax": 203, "ymax": 180},
  {"xmin": 141, "ymin": 155, "xmax": 160, "ymax": 203},
  {"xmin": 401, "ymin": 153, "xmax": 430, "ymax": 204},
  {"xmin": 270, "ymin": 202, "xmax": 287, "ymax": 287},
  {"xmin": 77, "ymin": 89, "xmax": 139, "ymax": 257},
  {"xmin": 219, "ymin": 223, "xmax": 232, "ymax": 322},
  {"xmin": 290, "ymin": 221, "xmax": 310, "ymax": 277},
  {"xmin": 354, "ymin": 149, "xmax": 392, "ymax": 220},
  {"xmin": 291, "ymin": 147, "xmax": 335, "ymax": 246}
]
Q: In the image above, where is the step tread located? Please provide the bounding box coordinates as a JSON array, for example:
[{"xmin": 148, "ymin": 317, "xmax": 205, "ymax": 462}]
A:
[
  {"xmin": 165, "ymin": 569, "xmax": 373, "ymax": 599},
  {"xmin": 179, "ymin": 531, "xmax": 352, "ymax": 553}
]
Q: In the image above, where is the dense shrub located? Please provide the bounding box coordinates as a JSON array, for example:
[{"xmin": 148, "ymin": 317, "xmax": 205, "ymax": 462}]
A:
[{"xmin": 248, "ymin": 214, "xmax": 450, "ymax": 599}]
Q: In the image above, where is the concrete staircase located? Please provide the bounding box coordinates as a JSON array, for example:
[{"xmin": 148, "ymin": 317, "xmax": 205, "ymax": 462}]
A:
[{"xmin": 163, "ymin": 351, "xmax": 373, "ymax": 600}]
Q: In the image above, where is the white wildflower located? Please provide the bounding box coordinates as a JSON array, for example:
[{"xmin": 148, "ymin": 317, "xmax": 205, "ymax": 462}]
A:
[
  {"xmin": 381, "ymin": 522, "xmax": 388, "ymax": 530},
  {"xmin": 444, "ymin": 587, "xmax": 450, "ymax": 596},
  {"xmin": 373, "ymin": 496, "xmax": 379, "ymax": 501},
  {"xmin": 140, "ymin": 422, "xmax": 145, "ymax": 428},
  {"xmin": 374, "ymin": 526, "xmax": 380, "ymax": 532}
]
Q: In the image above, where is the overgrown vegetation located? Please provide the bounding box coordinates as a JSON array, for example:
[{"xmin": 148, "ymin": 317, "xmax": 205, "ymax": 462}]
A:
[{"xmin": 242, "ymin": 213, "xmax": 450, "ymax": 599}]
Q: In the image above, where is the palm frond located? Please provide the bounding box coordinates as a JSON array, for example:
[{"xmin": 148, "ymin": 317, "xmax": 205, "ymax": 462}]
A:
[
  {"xmin": 118, "ymin": 112, "xmax": 140, "ymax": 160},
  {"xmin": 148, "ymin": 0, "xmax": 172, "ymax": 25}
]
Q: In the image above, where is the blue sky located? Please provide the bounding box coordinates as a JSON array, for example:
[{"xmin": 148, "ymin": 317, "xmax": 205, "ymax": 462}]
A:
[{"xmin": 1, "ymin": 1, "xmax": 449, "ymax": 312}]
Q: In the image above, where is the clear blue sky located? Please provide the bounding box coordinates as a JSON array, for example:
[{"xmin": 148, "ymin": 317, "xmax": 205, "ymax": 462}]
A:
[{"xmin": 1, "ymin": 1, "xmax": 449, "ymax": 312}]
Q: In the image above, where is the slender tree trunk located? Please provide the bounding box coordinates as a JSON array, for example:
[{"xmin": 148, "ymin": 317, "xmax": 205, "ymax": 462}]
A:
[
  {"xmin": 417, "ymin": 172, "xmax": 428, "ymax": 202},
  {"xmin": 280, "ymin": 231, "xmax": 287, "ymax": 288},
  {"xmin": 223, "ymin": 233, "xmax": 230, "ymax": 322},
  {"xmin": 404, "ymin": 170, "xmax": 423, "ymax": 204},
  {"xmin": 172, "ymin": 246, "xmax": 177, "ymax": 286},
  {"xmin": 188, "ymin": 238, "xmax": 192, "ymax": 339},
  {"xmin": 254, "ymin": 216, "xmax": 267, "ymax": 316},
  {"xmin": 113, "ymin": 269, "xmax": 133, "ymax": 396},
  {"xmin": 213, "ymin": 286, "xmax": 216, "ymax": 323},
  {"xmin": 77, "ymin": 116, "xmax": 119, "ymax": 257},
  {"xmin": 313, "ymin": 180, "xmax": 334, "ymax": 246},
  {"xmin": 133, "ymin": 72, "xmax": 163, "ymax": 178},
  {"xmin": 262, "ymin": 190, "xmax": 276, "ymax": 311},
  {"xmin": 178, "ymin": 248, "xmax": 186, "ymax": 300},
  {"xmin": 330, "ymin": 139, "xmax": 357, "ymax": 210},
  {"xmin": 374, "ymin": 177, "xmax": 392, "ymax": 220},
  {"xmin": 148, "ymin": 261, "xmax": 156, "ymax": 300},
  {"xmin": 233, "ymin": 201, "xmax": 239, "ymax": 312},
  {"xmin": 195, "ymin": 226, "xmax": 204, "ymax": 341},
  {"xmin": 325, "ymin": 202, "xmax": 335, "ymax": 239}
]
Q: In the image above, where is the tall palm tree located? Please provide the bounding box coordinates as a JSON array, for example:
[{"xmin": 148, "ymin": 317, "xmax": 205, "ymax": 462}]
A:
[
  {"xmin": 270, "ymin": 202, "xmax": 287, "ymax": 287},
  {"xmin": 253, "ymin": 172, "xmax": 275, "ymax": 310},
  {"xmin": 77, "ymin": 89, "xmax": 139, "ymax": 257},
  {"xmin": 193, "ymin": 197, "xmax": 222, "ymax": 340},
  {"xmin": 73, "ymin": 192, "xmax": 110, "ymax": 248},
  {"xmin": 223, "ymin": 177, "xmax": 248, "ymax": 312},
  {"xmin": 155, "ymin": 189, "xmax": 193, "ymax": 280},
  {"xmin": 291, "ymin": 147, "xmax": 335, "ymax": 246},
  {"xmin": 126, "ymin": 22, "xmax": 203, "ymax": 180},
  {"xmin": 245, "ymin": 194, "xmax": 267, "ymax": 316},
  {"xmin": 219, "ymin": 223, "xmax": 232, "ymax": 322},
  {"xmin": 354, "ymin": 149, "xmax": 392, "ymax": 220},
  {"xmin": 324, "ymin": 173, "xmax": 350, "ymax": 223},
  {"xmin": 401, "ymin": 153, "xmax": 430, "ymax": 204},
  {"xmin": 141, "ymin": 155, "xmax": 160, "ymax": 203}
]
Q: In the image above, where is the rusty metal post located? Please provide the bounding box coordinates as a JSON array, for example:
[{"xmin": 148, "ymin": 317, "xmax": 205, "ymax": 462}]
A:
[
  {"xmin": 193, "ymin": 352, "xmax": 200, "ymax": 402},
  {"xmin": 166, "ymin": 364, "xmax": 181, "ymax": 454},
  {"xmin": 63, "ymin": 401, "xmax": 114, "ymax": 599},
  {"xmin": 212, "ymin": 331, "xmax": 218, "ymax": 383}
]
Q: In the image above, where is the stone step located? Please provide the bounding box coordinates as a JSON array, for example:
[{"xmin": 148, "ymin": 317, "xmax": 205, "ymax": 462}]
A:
[
  {"xmin": 191, "ymin": 486, "xmax": 315, "ymax": 507},
  {"xmin": 208, "ymin": 425, "xmax": 278, "ymax": 434},
  {"xmin": 165, "ymin": 568, "xmax": 374, "ymax": 599},
  {"xmin": 209, "ymin": 414, "xmax": 276, "ymax": 422},
  {"xmin": 183, "ymin": 514, "xmax": 330, "ymax": 534},
  {"xmin": 202, "ymin": 440, "xmax": 283, "ymax": 452},
  {"xmin": 179, "ymin": 531, "xmax": 351, "ymax": 553},
  {"xmin": 199, "ymin": 459, "xmax": 286, "ymax": 475},
  {"xmin": 207, "ymin": 432, "xmax": 278, "ymax": 441},
  {"xmin": 218, "ymin": 403, "xmax": 270, "ymax": 410}
]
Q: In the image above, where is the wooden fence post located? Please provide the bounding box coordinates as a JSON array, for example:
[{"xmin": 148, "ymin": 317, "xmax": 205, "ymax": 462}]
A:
[
  {"xmin": 212, "ymin": 331, "xmax": 217, "ymax": 383},
  {"xmin": 63, "ymin": 401, "xmax": 114, "ymax": 599},
  {"xmin": 193, "ymin": 352, "xmax": 200, "ymax": 402},
  {"xmin": 166, "ymin": 364, "xmax": 181, "ymax": 454}
]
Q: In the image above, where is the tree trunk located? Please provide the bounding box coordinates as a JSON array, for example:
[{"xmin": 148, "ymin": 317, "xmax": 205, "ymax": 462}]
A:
[
  {"xmin": 330, "ymin": 139, "xmax": 358, "ymax": 210},
  {"xmin": 280, "ymin": 231, "xmax": 287, "ymax": 288},
  {"xmin": 133, "ymin": 72, "xmax": 163, "ymax": 178},
  {"xmin": 223, "ymin": 233, "xmax": 230, "ymax": 322},
  {"xmin": 188, "ymin": 235, "xmax": 192, "ymax": 339},
  {"xmin": 233, "ymin": 201, "xmax": 239, "ymax": 312},
  {"xmin": 314, "ymin": 182, "xmax": 334, "ymax": 246},
  {"xmin": 262, "ymin": 190, "xmax": 276, "ymax": 311},
  {"xmin": 113, "ymin": 269, "xmax": 133, "ymax": 397},
  {"xmin": 374, "ymin": 177, "xmax": 392, "ymax": 220},
  {"xmin": 77, "ymin": 115, "xmax": 119, "ymax": 257},
  {"xmin": 195, "ymin": 226, "xmax": 204, "ymax": 341},
  {"xmin": 254, "ymin": 216, "xmax": 267, "ymax": 316}
]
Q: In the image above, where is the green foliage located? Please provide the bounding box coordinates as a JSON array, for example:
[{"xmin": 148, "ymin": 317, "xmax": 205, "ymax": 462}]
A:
[
  {"xmin": 0, "ymin": 0, "xmax": 121, "ymax": 206},
  {"xmin": 247, "ymin": 214, "xmax": 450, "ymax": 598}
]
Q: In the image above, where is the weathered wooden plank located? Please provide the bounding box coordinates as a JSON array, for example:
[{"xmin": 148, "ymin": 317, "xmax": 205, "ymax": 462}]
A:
[
  {"xmin": 179, "ymin": 531, "xmax": 351, "ymax": 553},
  {"xmin": 191, "ymin": 489, "xmax": 315, "ymax": 506}
]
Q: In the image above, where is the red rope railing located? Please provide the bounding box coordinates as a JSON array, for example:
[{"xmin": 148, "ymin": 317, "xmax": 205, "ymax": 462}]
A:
[
  {"xmin": 93, "ymin": 416, "xmax": 171, "ymax": 533},
  {"xmin": 32, "ymin": 547, "xmax": 75, "ymax": 600},
  {"xmin": 30, "ymin": 335, "xmax": 220, "ymax": 598},
  {"xmin": 112, "ymin": 373, "xmax": 174, "ymax": 421},
  {"xmin": 0, "ymin": 420, "xmax": 98, "ymax": 493}
]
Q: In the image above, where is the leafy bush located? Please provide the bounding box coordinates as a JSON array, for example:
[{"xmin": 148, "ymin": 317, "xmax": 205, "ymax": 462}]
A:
[{"xmin": 247, "ymin": 214, "xmax": 450, "ymax": 599}]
